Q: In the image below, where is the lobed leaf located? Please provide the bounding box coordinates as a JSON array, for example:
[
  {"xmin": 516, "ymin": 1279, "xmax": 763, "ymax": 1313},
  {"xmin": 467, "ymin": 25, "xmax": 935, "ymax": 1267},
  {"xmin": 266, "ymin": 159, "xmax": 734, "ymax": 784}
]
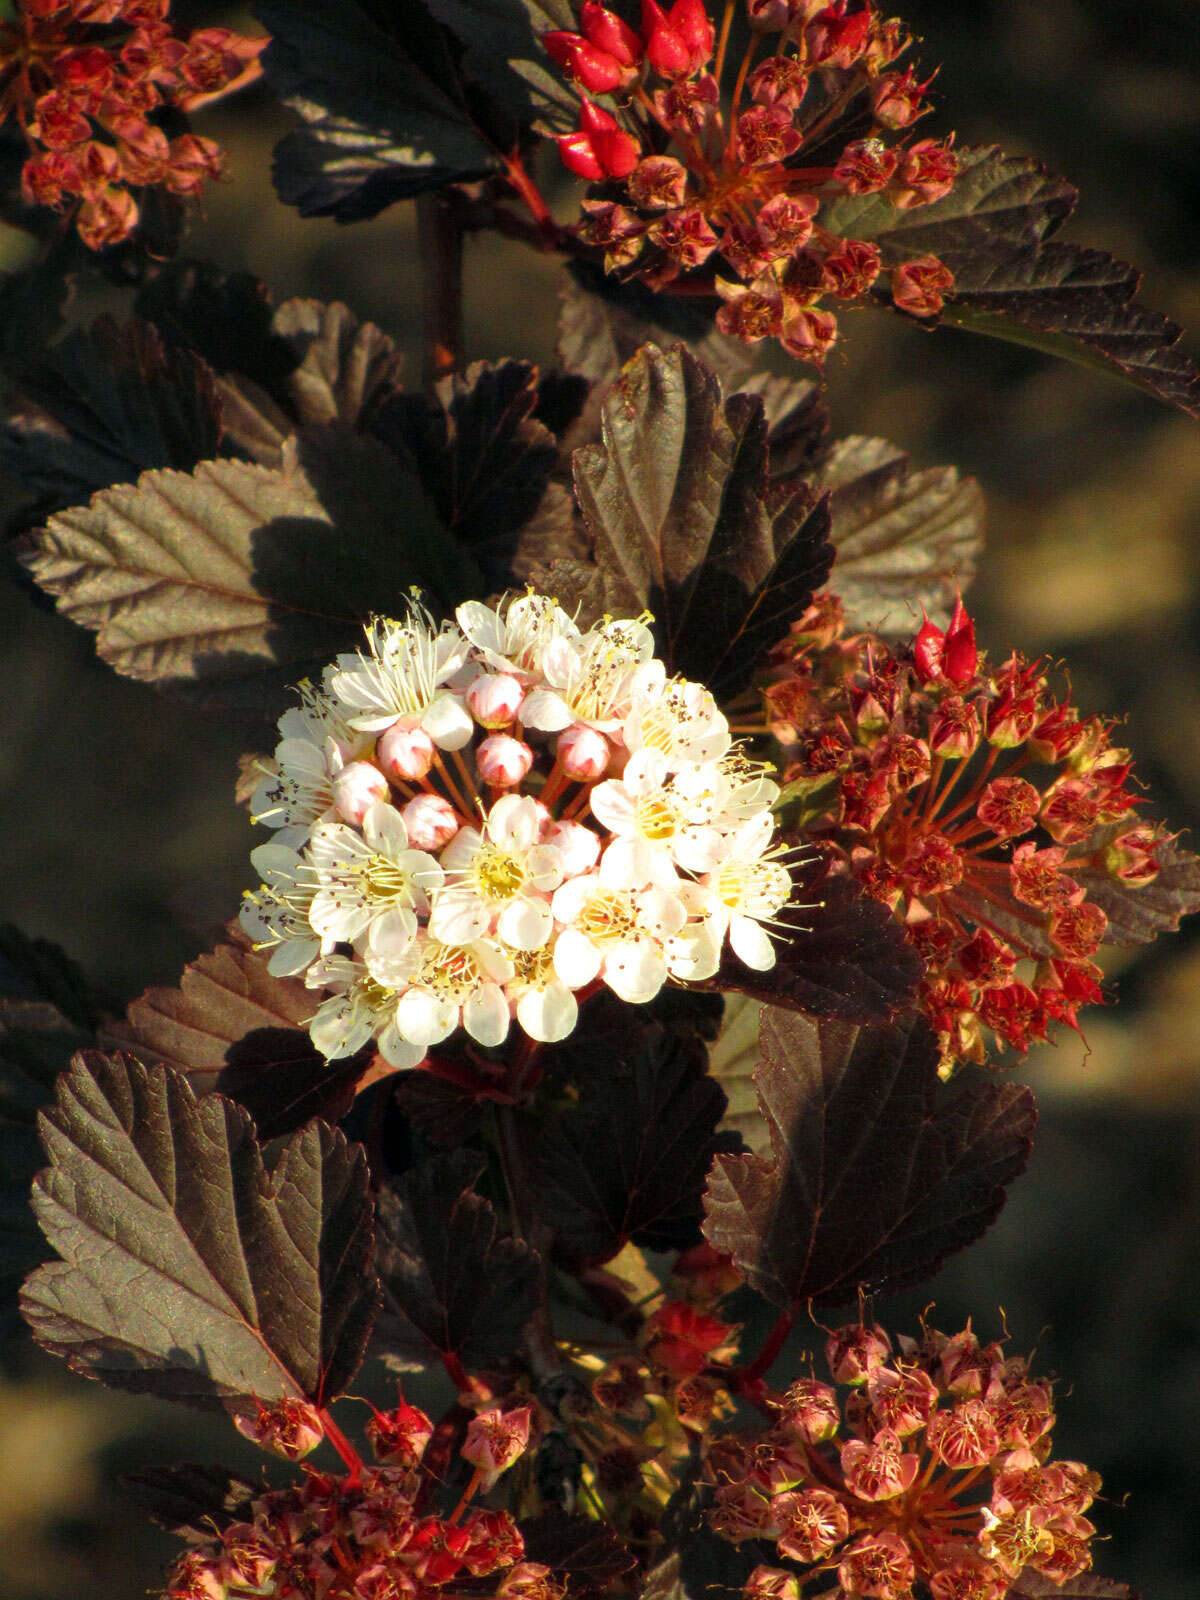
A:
[
  {"xmin": 18, "ymin": 430, "xmax": 481, "ymax": 714},
  {"xmin": 374, "ymin": 1150, "xmax": 541, "ymax": 1370},
  {"xmin": 258, "ymin": 0, "xmax": 500, "ymax": 221},
  {"xmin": 121, "ymin": 1463, "xmax": 258, "ymax": 1538},
  {"xmin": 519, "ymin": 1509, "xmax": 636, "ymax": 1596},
  {"xmin": 21, "ymin": 1052, "xmax": 377, "ymax": 1405},
  {"xmin": 1009, "ymin": 1579, "xmax": 1139, "ymax": 1600},
  {"xmin": 525, "ymin": 1020, "xmax": 737, "ymax": 1268},
  {"xmin": 702, "ymin": 1008, "xmax": 1035, "ymax": 1307},
  {"xmin": 101, "ymin": 929, "xmax": 367, "ymax": 1142},
  {"xmin": 707, "ymin": 852, "xmax": 922, "ymax": 1024},
  {"xmin": 1073, "ymin": 835, "xmax": 1200, "ymax": 947},
  {"xmin": 418, "ymin": 0, "xmax": 580, "ymax": 132}
]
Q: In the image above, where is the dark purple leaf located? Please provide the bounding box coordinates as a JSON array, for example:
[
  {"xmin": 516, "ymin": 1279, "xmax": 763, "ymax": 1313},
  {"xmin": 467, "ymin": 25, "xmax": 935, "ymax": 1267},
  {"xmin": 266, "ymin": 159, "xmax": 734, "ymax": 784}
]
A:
[
  {"xmin": 374, "ymin": 1151, "xmax": 540, "ymax": 1370},
  {"xmin": 702, "ymin": 1008, "xmax": 1035, "ymax": 1307},
  {"xmin": 1009, "ymin": 1578, "xmax": 1139, "ymax": 1600},
  {"xmin": 22, "ymin": 1052, "xmax": 377, "ymax": 1406},
  {"xmin": 520, "ymin": 1509, "xmax": 636, "ymax": 1596},
  {"xmin": 1073, "ymin": 834, "xmax": 1200, "ymax": 947},
  {"xmin": 102, "ymin": 930, "xmax": 366, "ymax": 1142},
  {"xmin": 390, "ymin": 1070, "xmax": 487, "ymax": 1147},
  {"xmin": 708, "ymin": 853, "xmax": 921, "ymax": 1024},
  {"xmin": 525, "ymin": 1020, "xmax": 737, "ymax": 1268},
  {"xmin": 122, "ymin": 1463, "xmax": 258, "ymax": 1538},
  {"xmin": 135, "ymin": 259, "xmax": 299, "ymax": 392},
  {"xmin": 418, "ymin": 0, "xmax": 580, "ymax": 132}
]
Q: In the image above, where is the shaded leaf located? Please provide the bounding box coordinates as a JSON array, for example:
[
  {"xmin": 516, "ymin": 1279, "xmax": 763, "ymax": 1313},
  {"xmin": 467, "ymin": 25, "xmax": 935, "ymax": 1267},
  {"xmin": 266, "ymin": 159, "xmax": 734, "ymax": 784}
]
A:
[
  {"xmin": 812, "ymin": 435, "xmax": 985, "ymax": 633},
  {"xmin": 702, "ymin": 1008, "xmax": 1036, "ymax": 1307},
  {"xmin": 258, "ymin": 0, "xmax": 500, "ymax": 221},
  {"xmin": 419, "ymin": 0, "xmax": 579, "ymax": 132},
  {"xmin": 18, "ymin": 429, "xmax": 481, "ymax": 714},
  {"xmin": 122, "ymin": 1463, "xmax": 258, "ymax": 1538},
  {"xmin": 22, "ymin": 1053, "xmax": 377, "ymax": 1405},
  {"xmin": 374, "ymin": 1150, "xmax": 540, "ymax": 1369},
  {"xmin": 101, "ymin": 930, "xmax": 366, "ymax": 1141},
  {"xmin": 707, "ymin": 852, "xmax": 922, "ymax": 1024},
  {"xmin": 1074, "ymin": 835, "xmax": 1200, "ymax": 947},
  {"xmin": 372, "ymin": 358, "xmax": 579, "ymax": 586},
  {"xmin": 520, "ymin": 1509, "xmax": 636, "ymax": 1596},
  {"xmin": 390, "ymin": 1069, "xmax": 488, "ymax": 1147},
  {"xmin": 668, "ymin": 1483, "xmax": 764, "ymax": 1600},
  {"xmin": 0, "ymin": 316, "xmax": 223, "ymax": 538},
  {"xmin": 1009, "ymin": 1578, "xmax": 1138, "ymax": 1600},
  {"xmin": 525, "ymin": 1020, "xmax": 737, "ymax": 1268},
  {"xmin": 567, "ymin": 344, "xmax": 833, "ymax": 692},
  {"xmin": 823, "ymin": 146, "xmax": 1200, "ymax": 417},
  {"xmin": 136, "ymin": 259, "xmax": 300, "ymax": 391}
]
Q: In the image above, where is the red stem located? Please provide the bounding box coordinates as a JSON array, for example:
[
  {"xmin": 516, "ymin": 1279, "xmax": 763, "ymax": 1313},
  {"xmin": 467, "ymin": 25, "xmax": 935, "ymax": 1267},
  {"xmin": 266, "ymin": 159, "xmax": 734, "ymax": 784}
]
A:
[
  {"xmin": 502, "ymin": 148, "xmax": 561, "ymax": 245},
  {"xmin": 442, "ymin": 1350, "xmax": 473, "ymax": 1392},
  {"xmin": 742, "ymin": 1302, "xmax": 799, "ymax": 1382},
  {"xmin": 320, "ymin": 1409, "xmax": 365, "ymax": 1484}
]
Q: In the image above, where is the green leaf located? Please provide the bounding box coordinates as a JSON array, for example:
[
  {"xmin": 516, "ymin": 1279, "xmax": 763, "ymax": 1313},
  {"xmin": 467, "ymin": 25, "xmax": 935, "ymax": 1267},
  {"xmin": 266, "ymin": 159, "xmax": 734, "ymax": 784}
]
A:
[
  {"xmin": 823, "ymin": 146, "xmax": 1200, "ymax": 417},
  {"xmin": 101, "ymin": 929, "xmax": 369, "ymax": 1141},
  {"xmin": 418, "ymin": 0, "xmax": 580, "ymax": 132},
  {"xmin": 812, "ymin": 435, "xmax": 985, "ymax": 633},
  {"xmin": 258, "ymin": 0, "xmax": 501, "ymax": 220},
  {"xmin": 18, "ymin": 428, "xmax": 482, "ymax": 714},
  {"xmin": 702, "ymin": 1008, "xmax": 1036, "ymax": 1308},
  {"xmin": 374, "ymin": 1150, "xmax": 541, "ymax": 1370},
  {"xmin": 22, "ymin": 1052, "xmax": 377, "ymax": 1406},
  {"xmin": 707, "ymin": 993, "xmax": 767, "ymax": 1157}
]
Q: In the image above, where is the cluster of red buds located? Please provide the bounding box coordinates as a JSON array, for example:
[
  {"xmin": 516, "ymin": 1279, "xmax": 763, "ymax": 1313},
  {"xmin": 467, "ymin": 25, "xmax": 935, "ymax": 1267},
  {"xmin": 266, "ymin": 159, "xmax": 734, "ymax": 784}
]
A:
[
  {"xmin": 742, "ymin": 592, "xmax": 1166, "ymax": 1073},
  {"xmin": 167, "ymin": 1397, "xmax": 547, "ymax": 1600},
  {"xmin": 542, "ymin": 0, "xmax": 958, "ymax": 364},
  {"xmin": 1, "ymin": 0, "xmax": 259, "ymax": 249},
  {"xmin": 706, "ymin": 1321, "xmax": 1100, "ymax": 1600}
]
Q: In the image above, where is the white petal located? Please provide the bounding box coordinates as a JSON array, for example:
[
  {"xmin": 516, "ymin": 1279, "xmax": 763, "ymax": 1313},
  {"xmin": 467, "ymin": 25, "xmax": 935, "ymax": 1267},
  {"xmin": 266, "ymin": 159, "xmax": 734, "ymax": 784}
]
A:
[
  {"xmin": 517, "ymin": 983, "xmax": 578, "ymax": 1043},
  {"xmin": 554, "ymin": 927, "xmax": 602, "ymax": 987},
  {"xmin": 604, "ymin": 940, "xmax": 667, "ymax": 1004},
  {"xmin": 363, "ymin": 801, "xmax": 409, "ymax": 854},
  {"xmin": 378, "ymin": 1026, "xmax": 427, "ymax": 1071},
  {"xmin": 310, "ymin": 890, "xmax": 370, "ymax": 943},
  {"xmin": 396, "ymin": 988, "xmax": 458, "ymax": 1047},
  {"xmin": 497, "ymin": 895, "xmax": 553, "ymax": 951},
  {"xmin": 551, "ymin": 875, "xmax": 596, "ymax": 924},
  {"xmin": 421, "ymin": 692, "xmax": 474, "ymax": 750},
  {"xmin": 310, "ymin": 996, "xmax": 371, "ymax": 1060},
  {"xmin": 267, "ymin": 938, "xmax": 320, "ymax": 978},
  {"xmin": 598, "ymin": 836, "xmax": 652, "ymax": 890},
  {"xmin": 637, "ymin": 887, "xmax": 687, "ymax": 939},
  {"xmin": 440, "ymin": 827, "xmax": 481, "ymax": 873},
  {"xmin": 456, "ymin": 600, "xmax": 503, "ymax": 655},
  {"xmin": 367, "ymin": 907, "xmax": 418, "ymax": 961},
  {"xmin": 518, "ymin": 686, "xmax": 574, "ymax": 732},
  {"xmin": 588, "ymin": 780, "xmax": 638, "ymax": 836},
  {"xmin": 428, "ymin": 889, "xmax": 489, "ymax": 946},
  {"xmin": 488, "ymin": 792, "xmax": 538, "ymax": 851},
  {"xmin": 730, "ymin": 913, "xmax": 777, "ymax": 971},
  {"xmin": 464, "ymin": 983, "xmax": 511, "ymax": 1047}
]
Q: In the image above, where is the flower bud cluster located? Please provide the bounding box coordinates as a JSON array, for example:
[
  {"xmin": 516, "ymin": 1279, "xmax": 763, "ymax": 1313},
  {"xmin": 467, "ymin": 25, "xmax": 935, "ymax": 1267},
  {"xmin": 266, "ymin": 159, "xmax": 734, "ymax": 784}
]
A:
[
  {"xmin": 544, "ymin": 0, "xmax": 957, "ymax": 365},
  {"xmin": 755, "ymin": 592, "xmax": 1165, "ymax": 1073},
  {"xmin": 165, "ymin": 1398, "xmax": 551, "ymax": 1600},
  {"xmin": 707, "ymin": 1322, "xmax": 1100, "ymax": 1600},
  {"xmin": 241, "ymin": 593, "xmax": 799, "ymax": 1071},
  {"xmin": 2, "ymin": 0, "xmax": 256, "ymax": 249}
]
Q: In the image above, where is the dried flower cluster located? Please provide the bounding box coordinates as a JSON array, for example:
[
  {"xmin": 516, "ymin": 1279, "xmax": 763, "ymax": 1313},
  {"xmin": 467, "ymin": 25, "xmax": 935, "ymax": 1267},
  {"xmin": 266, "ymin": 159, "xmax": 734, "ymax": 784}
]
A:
[
  {"xmin": 738, "ymin": 592, "xmax": 1164, "ymax": 1072},
  {"xmin": 1, "ymin": 0, "xmax": 254, "ymax": 249},
  {"xmin": 167, "ymin": 1399, "xmax": 548, "ymax": 1600},
  {"xmin": 543, "ymin": 0, "xmax": 957, "ymax": 363},
  {"xmin": 242, "ymin": 594, "xmax": 800, "ymax": 1069},
  {"xmin": 707, "ymin": 1321, "xmax": 1100, "ymax": 1600}
]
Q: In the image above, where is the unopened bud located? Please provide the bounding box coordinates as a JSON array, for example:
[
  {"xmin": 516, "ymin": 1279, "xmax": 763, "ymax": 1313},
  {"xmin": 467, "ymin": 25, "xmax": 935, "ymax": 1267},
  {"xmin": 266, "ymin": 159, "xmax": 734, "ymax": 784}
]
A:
[
  {"xmin": 232, "ymin": 1397, "xmax": 324, "ymax": 1461},
  {"xmin": 558, "ymin": 722, "xmax": 610, "ymax": 779},
  {"xmin": 366, "ymin": 1396, "xmax": 435, "ymax": 1466},
  {"xmin": 545, "ymin": 819, "xmax": 601, "ymax": 876},
  {"xmin": 912, "ymin": 610, "xmax": 946, "ymax": 683},
  {"xmin": 478, "ymin": 734, "xmax": 534, "ymax": 787},
  {"xmin": 581, "ymin": 0, "xmax": 642, "ymax": 64},
  {"xmin": 943, "ymin": 597, "xmax": 978, "ymax": 685},
  {"xmin": 377, "ymin": 722, "xmax": 436, "ymax": 782},
  {"xmin": 467, "ymin": 672, "xmax": 525, "ymax": 729},
  {"xmin": 332, "ymin": 759, "xmax": 390, "ymax": 826},
  {"xmin": 462, "ymin": 1405, "xmax": 534, "ymax": 1490},
  {"xmin": 401, "ymin": 793, "xmax": 459, "ymax": 850}
]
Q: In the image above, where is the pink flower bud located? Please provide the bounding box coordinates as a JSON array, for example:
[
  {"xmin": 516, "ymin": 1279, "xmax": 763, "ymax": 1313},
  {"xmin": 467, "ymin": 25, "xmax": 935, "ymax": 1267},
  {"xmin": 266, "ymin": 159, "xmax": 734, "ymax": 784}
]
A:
[
  {"xmin": 232, "ymin": 1397, "xmax": 324, "ymax": 1460},
  {"xmin": 477, "ymin": 734, "xmax": 534, "ymax": 787},
  {"xmin": 467, "ymin": 672, "xmax": 525, "ymax": 729},
  {"xmin": 545, "ymin": 820, "xmax": 601, "ymax": 877},
  {"xmin": 401, "ymin": 793, "xmax": 459, "ymax": 850},
  {"xmin": 377, "ymin": 722, "xmax": 436, "ymax": 782},
  {"xmin": 557, "ymin": 723, "xmax": 610, "ymax": 779},
  {"xmin": 462, "ymin": 1405, "xmax": 534, "ymax": 1490},
  {"xmin": 332, "ymin": 759, "xmax": 390, "ymax": 825}
]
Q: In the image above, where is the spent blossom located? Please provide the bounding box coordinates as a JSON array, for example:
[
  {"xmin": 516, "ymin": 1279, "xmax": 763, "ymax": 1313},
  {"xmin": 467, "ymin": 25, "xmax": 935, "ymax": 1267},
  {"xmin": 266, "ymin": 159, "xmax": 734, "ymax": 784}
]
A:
[
  {"xmin": 542, "ymin": 0, "xmax": 958, "ymax": 366},
  {"xmin": 241, "ymin": 593, "xmax": 803, "ymax": 1071},
  {"xmin": 708, "ymin": 1321, "xmax": 1100, "ymax": 1600}
]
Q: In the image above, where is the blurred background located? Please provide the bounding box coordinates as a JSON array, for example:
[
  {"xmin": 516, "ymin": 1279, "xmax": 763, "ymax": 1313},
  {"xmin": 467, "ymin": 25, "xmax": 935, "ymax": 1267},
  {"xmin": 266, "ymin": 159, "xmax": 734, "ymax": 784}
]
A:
[{"xmin": 1, "ymin": 1, "xmax": 1198, "ymax": 1596}]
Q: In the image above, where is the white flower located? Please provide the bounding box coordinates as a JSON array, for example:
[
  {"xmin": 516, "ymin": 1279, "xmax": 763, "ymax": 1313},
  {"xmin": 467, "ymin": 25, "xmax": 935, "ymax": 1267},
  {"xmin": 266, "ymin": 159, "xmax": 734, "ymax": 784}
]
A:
[
  {"xmin": 664, "ymin": 880, "xmax": 724, "ymax": 982},
  {"xmin": 622, "ymin": 663, "xmax": 731, "ymax": 769},
  {"xmin": 306, "ymin": 955, "xmax": 424, "ymax": 1070},
  {"xmin": 590, "ymin": 749, "xmax": 731, "ymax": 887},
  {"xmin": 239, "ymin": 840, "xmax": 323, "ymax": 977},
  {"xmin": 377, "ymin": 934, "xmax": 515, "ymax": 1050},
  {"xmin": 701, "ymin": 812, "xmax": 796, "ymax": 970},
  {"xmin": 330, "ymin": 612, "xmax": 472, "ymax": 745},
  {"xmin": 307, "ymin": 801, "xmax": 442, "ymax": 953},
  {"xmin": 502, "ymin": 940, "xmax": 580, "ymax": 1043},
  {"xmin": 250, "ymin": 735, "xmax": 339, "ymax": 847},
  {"xmin": 429, "ymin": 793, "xmax": 563, "ymax": 951},
  {"xmin": 551, "ymin": 874, "xmax": 686, "ymax": 1003},
  {"xmin": 519, "ymin": 616, "xmax": 655, "ymax": 733},
  {"xmin": 456, "ymin": 592, "xmax": 579, "ymax": 678}
]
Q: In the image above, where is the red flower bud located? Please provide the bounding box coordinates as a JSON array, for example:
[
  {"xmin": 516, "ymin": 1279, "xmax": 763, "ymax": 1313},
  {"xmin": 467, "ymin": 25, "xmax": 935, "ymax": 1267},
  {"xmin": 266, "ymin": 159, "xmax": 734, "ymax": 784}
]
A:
[
  {"xmin": 912, "ymin": 611, "xmax": 945, "ymax": 683},
  {"xmin": 557, "ymin": 102, "xmax": 640, "ymax": 179},
  {"xmin": 641, "ymin": 0, "xmax": 711, "ymax": 76},
  {"xmin": 542, "ymin": 31, "xmax": 627, "ymax": 93},
  {"xmin": 943, "ymin": 596, "xmax": 977, "ymax": 685},
  {"xmin": 581, "ymin": 0, "xmax": 643, "ymax": 65},
  {"xmin": 668, "ymin": 0, "xmax": 715, "ymax": 63}
]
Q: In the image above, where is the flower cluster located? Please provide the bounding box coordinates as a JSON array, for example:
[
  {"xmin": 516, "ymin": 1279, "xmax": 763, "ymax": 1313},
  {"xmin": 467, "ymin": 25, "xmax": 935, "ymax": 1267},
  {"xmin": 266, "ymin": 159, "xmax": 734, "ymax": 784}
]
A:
[
  {"xmin": 241, "ymin": 594, "xmax": 798, "ymax": 1071},
  {"xmin": 543, "ymin": 0, "xmax": 957, "ymax": 364},
  {"xmin": 743, "ymin": 591, "xmax": 1165, "ymax": 1073},
  {"xmin": 707, "ymin": 1321, "xmax": 1100, "ymax": 1600},
  {"xmin": 166, "ymin": 1399, "xmax": 551, "ymax": 1600},
  {"xmin": 1, "ymin": 0, "xmax": 257, "ymax": 249}
]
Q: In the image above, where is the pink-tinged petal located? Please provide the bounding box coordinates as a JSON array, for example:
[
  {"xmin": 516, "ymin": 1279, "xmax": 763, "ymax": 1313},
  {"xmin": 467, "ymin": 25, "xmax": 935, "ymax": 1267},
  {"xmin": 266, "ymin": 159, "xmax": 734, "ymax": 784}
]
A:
[
  {"xmin": 638, "ymin": 886, "xmax": 688, "ymax": 938},
  {"xmin": 589, "ymin": 779, "xmax": 638, "ymax": 834},
  {"xmin": 439, "ymin": 828, "xmax": 481, "ymax": 872},
  {"xmin": 519, "ymin": 686, "xmax": 575, "ymax": 732},
  {"xmin": 526, "ymin": 845, "xmax": 566, "ymax": 893},
  {"xmin": 489, "ymin": 792, "xmax": 540, "ymax": 851},
  {"xmin": 428, "ymin": 889, "xmax": 490, "ymax": 945}
]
